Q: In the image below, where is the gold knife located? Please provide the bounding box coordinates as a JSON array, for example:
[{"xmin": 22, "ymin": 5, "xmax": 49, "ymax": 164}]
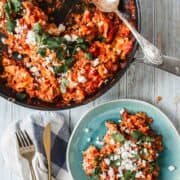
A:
[{"xmin": 43, "ymin": 123, "xmax": 52, "ymax": 180}]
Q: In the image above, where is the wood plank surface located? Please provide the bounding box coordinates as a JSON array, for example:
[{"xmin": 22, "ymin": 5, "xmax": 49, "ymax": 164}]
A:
[{"xmin": 0, "ymin": 0, "xmax": 180, "ymax": 179}]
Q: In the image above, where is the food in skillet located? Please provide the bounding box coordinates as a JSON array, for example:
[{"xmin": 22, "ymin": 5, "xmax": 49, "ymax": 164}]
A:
[
  {"xmin": 0, "ymin": 0, "xmax": 136, "ymax": 105},
  {"xmin": 82, "ymin": 110, "xmax": 163, "ymax": 180}
]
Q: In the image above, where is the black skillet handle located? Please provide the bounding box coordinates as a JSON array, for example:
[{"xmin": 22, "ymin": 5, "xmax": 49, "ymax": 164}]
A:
[{"xmin": 135, "ymin": 55, "xmax": 180, "ymax": 76}]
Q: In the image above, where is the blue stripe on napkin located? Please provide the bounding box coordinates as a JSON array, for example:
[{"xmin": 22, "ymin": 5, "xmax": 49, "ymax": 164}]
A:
[{"xmin": 32, "ymin": 123, "xmax": 68, "ymax": 176}]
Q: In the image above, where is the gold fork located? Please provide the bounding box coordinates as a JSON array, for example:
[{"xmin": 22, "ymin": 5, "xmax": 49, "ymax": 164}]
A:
[{"xmin": 16, "ymin": 130, "xmax": 36, "ymax": 180}]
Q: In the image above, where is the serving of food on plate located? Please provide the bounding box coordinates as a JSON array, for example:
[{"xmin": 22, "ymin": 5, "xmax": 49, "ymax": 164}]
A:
[
  {"xmin": 82, "ymin": 110, "xmax": 163, "ymax": 180},
  {"xmin": 0, "ymin": 0, "xmax": 139, "ymax": 109},
  {"xmin": 67, "ymin": 100, "xmax": 180, "ymax": 180}
]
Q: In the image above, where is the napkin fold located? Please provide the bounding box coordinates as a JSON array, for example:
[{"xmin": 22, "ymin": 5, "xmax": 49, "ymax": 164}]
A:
[{"xmin": 0, "ymin": 112, "xmax": 72, "ymax": 180}]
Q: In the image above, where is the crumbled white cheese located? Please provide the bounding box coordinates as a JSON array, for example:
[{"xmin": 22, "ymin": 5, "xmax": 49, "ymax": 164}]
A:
[
  {"xmin": 30, "ymin": 66, "xmax": 40, "ymax": 77},
  {"xmin": 76, "ymin": 47, "xmax": 81, "ymax": 52},
  {"xmin": 95, "ymin": 140, "xmax": 104, "ymax": 146},
  {"xmin": 100, "ymin": 172, "xmax": 106, "ymax": 179},
  {"xmin": 78, "ymin": 75, "xmax": 87, "ymax": 83},
  {"xmin": 104, "ymin": 158, "xmax": 110, "ymax": 165},
  {"xmin": 1, "ymin": 37, "xmax": 6, "ymax": 44},
  {"xmin": 45, "ymin": 55, "xmax": 53, "ymax": 62},
  {"xmin": 96, "ymin": 136, "xmax": 100, "ymax": 141},
  {"xmin": 71, "ymin": 34, "xmax": 78, "ymax": 41},
  {"xmin": 168, "ymin": 165, "xmax": 176, "ymax": 172},
  {"xmin": 120, "ymin": 108, "xmax": 125, "ymax": 115},
  {"xmin": 108, "ymin": 167, "xmax": 114, "ymax": 177},
  {"xmin": 135, "ymin": 171, "xmax": 144, "ymax": 178},
  {"xmin": 116, "ymin": 49, "xmax": 122, "ymax": 55},
  {"xmin": 17, "ymin": 54, "xmax": 22, "ymax": 59},
  {"xmin": 64, "ymin": 35, "xmax": 72, "ymax": 41},
  {"xmin": 92, "ymin": 58, "xmax": 100, "ymax": 67},
  {"xmin": 113, "ymin": 154, "xmax": 120, "ymax": 160},
  {"xmin": 15, "ymin": 20, "xmax": 27, "ymax": 34},
  {"xmin": 48, "ymin": 67, "xmax": 55, "ymax": 74},
  {"xmin": 141, "ymin": 160, "xmax": 146, "ymax": 167},
  {"xmin": 84, "ymin": 128, "xmax": 90, "ymax": 133},
  {"xmin": 26, "ymin": 63, "xmax": 32, "ymax": 68},
  {"xmin": 82, "ymin": 161, "xmax": 89, "ymax": 169},
  {"xmin": 30, "ymin": 66, "xmax": 38, "ymax": 73},
  {"xmin": 121, "ymin": 158, "xmax": 137, "ymax": 170},
  {"xmin": 115, "ymin": 140, "xmax": 138, "ymax": 171},
  {"xmin": 14, "ymin": 34, "xmax": 21, "ymax": 39},
  {"xmin": 110, "ymin": 155, "xmax": 114, "ymax": 161},
  {"xmin": 98, "ymin": 21, "xmax": 104, "ymax": 26},
  {"xmin": 58, "ymin": 24, "xmax": 66, "ymax": 32},
  {"xmin": 118, "ymin": 167, "xmax": 123, "ymax": 177},
  {"xmin": 26, "ymin": 30, "xmax": 36, "ymax": 45},
  {"xmin": 95, "ymin": 137, "xmax": 104, "ymax": 145},
  {"xmin": 110, "ymin": 138, "xmax": 115, "ymax": 145}
]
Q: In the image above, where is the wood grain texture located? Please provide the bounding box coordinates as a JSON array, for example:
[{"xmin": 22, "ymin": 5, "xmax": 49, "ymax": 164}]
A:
[{"xmin": 0, "ymin": 0, "xmax": 180, "ymax": 179}]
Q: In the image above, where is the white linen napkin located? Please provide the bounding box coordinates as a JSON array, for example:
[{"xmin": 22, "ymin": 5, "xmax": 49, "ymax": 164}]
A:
[{"xmin": 0, "ymin": 112, "xmax": 72, "ymax": 180}]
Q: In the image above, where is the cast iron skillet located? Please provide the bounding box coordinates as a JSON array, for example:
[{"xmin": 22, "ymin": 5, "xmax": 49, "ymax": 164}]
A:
[{"xmin": 0, "ymin": 0, "xmax": 141, "ymax": 110}]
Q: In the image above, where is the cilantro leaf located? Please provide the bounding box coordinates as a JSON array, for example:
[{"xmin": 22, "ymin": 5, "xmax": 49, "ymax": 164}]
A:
[
  {"xmin": 85, "ymin": 52, "xmax": 93, "ymax": 60},
  {"xmin": 6, "ymin": 19, "xmax": 16, "ymax": 32},
  {"xmin": 33, "ymin": 23, "xmax": 43, "ymax": 34},
  {"xmin": 112, "ymin": 132, "xmax": 125, "ymax": 143},
  {"xmin": 122, "ymin": 170, "xmax": 136, "ymax": 180},
  {"xmin": 131, "ymin": 130, "xmax": 143, "ymax": 140},
  {"xmin": 38, "ymin": 48, "xmax": 46, "ymax": 57},
  {"xmin": 143, "ymin": 136, "xmax": 155, "ymax": 142},
  {"xmin": 16, "ymin": 92, "xmax": 27, "ymax": 100},
  {"xmin": 11, "ymin": 0, "xmax": 22, "ymax": 13}
]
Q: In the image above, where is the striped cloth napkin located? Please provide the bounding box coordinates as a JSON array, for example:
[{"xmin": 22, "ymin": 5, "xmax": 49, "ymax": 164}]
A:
[{"xmin": 0, "ymin": 112, "xmax": 72, "ymax": 180}]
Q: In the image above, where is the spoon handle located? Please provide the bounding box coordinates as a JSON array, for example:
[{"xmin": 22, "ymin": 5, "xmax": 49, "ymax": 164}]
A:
[{"xmin": 115, "ymin": 10, "xmax": 163, "ymax": 66}]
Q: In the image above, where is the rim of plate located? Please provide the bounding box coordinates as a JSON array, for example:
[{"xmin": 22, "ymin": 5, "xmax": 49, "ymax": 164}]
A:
[{"xmin": 66, "ymin": 99, "xmax": 180, "ymax": 179}]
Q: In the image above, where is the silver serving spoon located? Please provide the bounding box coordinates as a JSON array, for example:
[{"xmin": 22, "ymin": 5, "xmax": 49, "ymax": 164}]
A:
[{"xmin": 92, "ymin": 0, "xmax": 180, "ymax": 76}]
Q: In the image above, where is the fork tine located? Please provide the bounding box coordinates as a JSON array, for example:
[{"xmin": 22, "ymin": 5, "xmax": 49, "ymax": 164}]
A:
[
  {"xmin": 16, "ymin": 132, "xmax": 23, "ymax": 147},
  {"xmin": 18, "ymin": 131, "xmax": 27, "ymax": 147},
  {"xmin": 20, "ymin": 130, "xmax": 29, "ymax": 146},
  {"xmin": 24, "ymin": 130, "xmax": 33, "ymax": 145}
]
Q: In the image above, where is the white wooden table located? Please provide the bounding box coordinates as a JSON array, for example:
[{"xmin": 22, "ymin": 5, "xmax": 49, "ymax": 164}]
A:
[{"xmin": 0, "ymin": 0, "xmax": 180, "ymax": 179}]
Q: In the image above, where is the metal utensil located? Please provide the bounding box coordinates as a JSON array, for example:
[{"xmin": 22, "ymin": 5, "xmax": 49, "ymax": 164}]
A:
[
  {"xmin": 92, "ymin": 0, "xmax": 180, "ymax": 75},
  {"xmin": 43, "ymin": 123, "xmax": 52, "ymax": 180},
  {"xmin": 16, "ymin": 130, "xmax": 36, "ymax": 180}
]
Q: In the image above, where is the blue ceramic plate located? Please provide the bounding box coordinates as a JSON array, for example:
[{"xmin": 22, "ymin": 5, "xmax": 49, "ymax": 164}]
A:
[{"xmin": 67, "ymin": 99, "xmax": 180, "ymax": 180}]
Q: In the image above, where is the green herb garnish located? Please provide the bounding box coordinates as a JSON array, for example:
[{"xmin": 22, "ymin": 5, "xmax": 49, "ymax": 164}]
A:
[
  {"xmin": 112, "ymin": 132, "xmax": 125, "ymax": 143},
  {"xmin": 91, "ymin": 166, "xmax": 101, "ymax": 180},
  {"xmin": 6, "ymin": 19, "xmax": 16, "ymax": 32},
  {"xmin": 4, "ymin": 0, "xmax": 22, "ymax": 32},
  {"xmin": 122, "ymin": 170, "xmax": 136, "ymax": 180},
  {"xmin": 149, "ymin": 162, "xmax": 158, "ymax": 173},
  {"xmin": 110, "ymin": 159, "xmax": 121, "ymax": 167},
  {"xmin": 142, "ymin": 136, "xmax": 155, "ymax": 142},
  {"xmin": 96, "ymin": 36, "xmax": 106, "ymax": 42},
  {"xmin": 60, "ymin": 79, "xmax": 69, "ymax": 93},
  {"xmin": 33, "ymin": 23, "xmax": 43, "ymax": 33},
  {"xmin": 38, "ymin": 48, "xmax": 46, "ymax": 57},
  {"xmin": 131, "ymin": 130, "xmax": 143, "ymax": 141},
  {"xmin": 133, "ymin": 154, "xmax": 141, "ymax": 160},
  {"xmin": 85, "ymin": 52, "xmax": 93, "ymax": 60},
  {"xmin": 33, "ymin": 24, "xmax": 90, "ymax": 72},
  {"xmin": 16, "ymin": 92, "xmax": 27, "ymax": 100},
  {"xmin": 10, "ymin": 0, "xmax": 22, "ymax": 13},
  {"xmin": 77, "ymin": 37, "xmax": 86, "ymax": 44}
]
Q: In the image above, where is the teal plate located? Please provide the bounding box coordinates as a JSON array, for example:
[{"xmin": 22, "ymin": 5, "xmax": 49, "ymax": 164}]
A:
[{"xmin": 67, "ymin": 99, "xmax": 180, "ymax": 180}]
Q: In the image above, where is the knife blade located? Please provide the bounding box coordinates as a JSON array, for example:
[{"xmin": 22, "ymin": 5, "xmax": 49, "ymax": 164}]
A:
[{"xmin": 43, "ymin": 123, "xmax": 52, "ymax": 180}]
